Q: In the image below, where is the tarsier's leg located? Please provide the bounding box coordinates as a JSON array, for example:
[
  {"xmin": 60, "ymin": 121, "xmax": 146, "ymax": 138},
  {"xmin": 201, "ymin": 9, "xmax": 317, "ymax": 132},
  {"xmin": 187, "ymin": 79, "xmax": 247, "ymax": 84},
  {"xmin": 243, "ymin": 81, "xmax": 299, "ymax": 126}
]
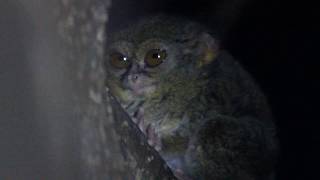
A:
[{"xmin": 185, "ymin": 115, "xmax": 277, "ymax": 180}]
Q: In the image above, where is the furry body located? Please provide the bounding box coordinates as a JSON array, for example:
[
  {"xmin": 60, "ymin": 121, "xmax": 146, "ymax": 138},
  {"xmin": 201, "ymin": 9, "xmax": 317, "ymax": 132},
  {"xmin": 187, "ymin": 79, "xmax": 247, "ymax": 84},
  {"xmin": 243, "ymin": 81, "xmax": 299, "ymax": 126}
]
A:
[{"xmin": 105, "ymin": 15, "xmax": 278, "ymax": 180}]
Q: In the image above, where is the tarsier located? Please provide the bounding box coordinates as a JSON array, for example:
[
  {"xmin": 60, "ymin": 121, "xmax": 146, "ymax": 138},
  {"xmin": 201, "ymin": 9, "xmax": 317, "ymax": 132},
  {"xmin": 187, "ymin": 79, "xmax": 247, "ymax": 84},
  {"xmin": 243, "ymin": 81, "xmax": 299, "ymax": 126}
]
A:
[{"xmin": 105, "ymin": 15, "xmax": 278, "ymax": 180}]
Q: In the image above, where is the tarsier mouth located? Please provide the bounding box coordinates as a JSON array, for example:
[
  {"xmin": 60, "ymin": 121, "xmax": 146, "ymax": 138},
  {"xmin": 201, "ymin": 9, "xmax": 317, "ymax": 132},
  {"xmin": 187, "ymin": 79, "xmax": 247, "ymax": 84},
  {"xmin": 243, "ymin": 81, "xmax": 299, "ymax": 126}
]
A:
[
  {"xmin": 124, "ymin": 72, "xmax": 156, "ymax": 95},
  {"xmin": 129, "ymin": 84, "xmax": 156, "ymax": 96}
]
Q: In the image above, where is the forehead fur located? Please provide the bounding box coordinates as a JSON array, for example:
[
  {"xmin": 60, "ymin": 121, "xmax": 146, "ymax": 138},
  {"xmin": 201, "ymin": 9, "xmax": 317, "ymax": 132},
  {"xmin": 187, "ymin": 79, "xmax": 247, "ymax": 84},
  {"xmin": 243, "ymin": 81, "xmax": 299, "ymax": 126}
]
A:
[{"xmin": 109, "ymin": 15, "xmax": 206, "ymax": 44}]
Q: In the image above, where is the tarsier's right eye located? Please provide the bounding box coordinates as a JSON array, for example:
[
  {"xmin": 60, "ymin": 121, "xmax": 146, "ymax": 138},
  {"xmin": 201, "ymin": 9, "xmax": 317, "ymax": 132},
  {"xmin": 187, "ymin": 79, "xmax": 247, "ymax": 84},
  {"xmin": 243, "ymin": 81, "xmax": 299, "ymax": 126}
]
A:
[
  {"xmin": 145, "ymin": 49, "xmax": 167, "ymax": 68},
  {"xmin": 110, "ymin": 52, "xmax": 130, "ymax": 69}
]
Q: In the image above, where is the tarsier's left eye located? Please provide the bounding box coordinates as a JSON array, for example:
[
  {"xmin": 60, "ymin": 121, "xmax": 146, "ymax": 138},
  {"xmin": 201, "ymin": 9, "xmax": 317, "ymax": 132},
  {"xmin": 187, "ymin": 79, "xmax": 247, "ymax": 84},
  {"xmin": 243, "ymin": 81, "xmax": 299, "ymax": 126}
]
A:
[{"xmin": 145, "ymin": 49, "xmax": 167, "ymax": 68}]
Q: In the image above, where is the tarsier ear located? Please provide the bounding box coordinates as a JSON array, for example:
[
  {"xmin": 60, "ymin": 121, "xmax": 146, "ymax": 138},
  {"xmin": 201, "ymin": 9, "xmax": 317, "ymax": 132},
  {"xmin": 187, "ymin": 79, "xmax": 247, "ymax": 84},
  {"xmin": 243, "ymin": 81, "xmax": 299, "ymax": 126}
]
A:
[{"xmin": 196, "ymin": 32, "xmax": 220, "ymax": 68}]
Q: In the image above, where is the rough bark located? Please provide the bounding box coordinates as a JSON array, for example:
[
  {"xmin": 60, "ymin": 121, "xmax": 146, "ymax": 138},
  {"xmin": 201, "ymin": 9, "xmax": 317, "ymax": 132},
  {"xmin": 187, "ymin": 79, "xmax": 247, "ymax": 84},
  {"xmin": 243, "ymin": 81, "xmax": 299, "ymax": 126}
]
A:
[{"xmin": 57, "ymin": 0, "xmax": 115, "ymax": 179}]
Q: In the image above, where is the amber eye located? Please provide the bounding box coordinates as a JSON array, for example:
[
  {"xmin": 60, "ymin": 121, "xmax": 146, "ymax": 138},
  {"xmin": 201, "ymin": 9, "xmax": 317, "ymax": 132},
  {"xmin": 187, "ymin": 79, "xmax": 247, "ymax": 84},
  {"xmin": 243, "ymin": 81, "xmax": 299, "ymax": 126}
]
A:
[
  {"xmin": 145, "ymin": 49, "xmax": 167, "ymax": 68},
  {"xmin": 110, "ymin": 52, "xmax": 130, "ymax": 69}
]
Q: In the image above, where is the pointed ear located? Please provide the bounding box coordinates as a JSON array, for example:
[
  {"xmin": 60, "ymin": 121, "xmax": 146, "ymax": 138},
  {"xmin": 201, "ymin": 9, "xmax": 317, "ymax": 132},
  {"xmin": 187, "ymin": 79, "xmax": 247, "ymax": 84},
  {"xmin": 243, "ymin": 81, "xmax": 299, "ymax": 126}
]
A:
[{"xmin": 196, "ymin": 32, "xmax": 220, "ymax": 67}]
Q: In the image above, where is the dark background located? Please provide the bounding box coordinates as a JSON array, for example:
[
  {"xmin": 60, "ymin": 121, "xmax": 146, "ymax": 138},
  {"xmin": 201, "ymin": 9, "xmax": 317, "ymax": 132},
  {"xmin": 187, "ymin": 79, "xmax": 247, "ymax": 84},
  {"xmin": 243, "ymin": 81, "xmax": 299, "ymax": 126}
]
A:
[
  {"xmin": 108, "ymin": 0, "xmax": 319, "ymax": 179},
  {"xmin": 0, "ymin": 0, "xmax": 318, "ymax": 179}
]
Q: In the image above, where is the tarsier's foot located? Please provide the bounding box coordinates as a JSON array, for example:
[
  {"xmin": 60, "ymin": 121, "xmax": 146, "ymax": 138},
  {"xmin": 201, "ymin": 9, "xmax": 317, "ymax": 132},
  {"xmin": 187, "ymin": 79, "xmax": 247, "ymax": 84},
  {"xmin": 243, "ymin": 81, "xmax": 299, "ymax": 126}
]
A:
[{"xmin": 174, "ymin": 169, "xmax": 193, "ymax": 180}]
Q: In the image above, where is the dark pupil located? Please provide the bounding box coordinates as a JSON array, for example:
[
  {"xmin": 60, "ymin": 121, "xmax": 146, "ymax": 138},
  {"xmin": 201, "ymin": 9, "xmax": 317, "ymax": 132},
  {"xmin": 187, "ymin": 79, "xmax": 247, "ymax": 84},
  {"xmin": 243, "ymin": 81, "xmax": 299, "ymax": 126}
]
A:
[{"xmin": 152, "ymin": 53, "xmax": 160, "ymax": 59}]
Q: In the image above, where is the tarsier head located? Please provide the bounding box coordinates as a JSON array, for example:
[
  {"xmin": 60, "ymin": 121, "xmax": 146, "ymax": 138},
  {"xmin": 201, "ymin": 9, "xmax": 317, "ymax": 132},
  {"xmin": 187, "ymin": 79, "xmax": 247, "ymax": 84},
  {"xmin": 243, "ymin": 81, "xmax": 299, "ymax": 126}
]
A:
[
  {"xmin": 105, "ymin": 15, "xmax": 219, "ymax": 108},
  {"xmin": 105, "ymin": 16, "xmax": 221, "ymax": 175}
]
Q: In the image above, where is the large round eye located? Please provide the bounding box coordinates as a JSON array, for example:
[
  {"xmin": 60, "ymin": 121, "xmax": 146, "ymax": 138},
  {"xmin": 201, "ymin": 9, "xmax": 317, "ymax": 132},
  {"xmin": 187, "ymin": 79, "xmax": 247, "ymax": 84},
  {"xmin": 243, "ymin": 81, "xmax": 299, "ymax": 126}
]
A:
[
  {"xmin": 110, "ymin": 52, "xmax": 130, "ymax": 69},
  {"xmin": 145, "ymin": 49, "xmax": 167, "ymax": 68}
]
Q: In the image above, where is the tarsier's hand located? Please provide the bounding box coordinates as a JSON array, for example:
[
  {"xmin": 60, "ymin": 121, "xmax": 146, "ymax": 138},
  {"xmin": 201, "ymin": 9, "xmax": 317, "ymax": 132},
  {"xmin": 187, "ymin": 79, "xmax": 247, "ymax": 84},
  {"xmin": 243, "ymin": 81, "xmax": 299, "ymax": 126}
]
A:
[{"xmin": 132, "ymin": 107, "xmax": 162, "ymax": 151}]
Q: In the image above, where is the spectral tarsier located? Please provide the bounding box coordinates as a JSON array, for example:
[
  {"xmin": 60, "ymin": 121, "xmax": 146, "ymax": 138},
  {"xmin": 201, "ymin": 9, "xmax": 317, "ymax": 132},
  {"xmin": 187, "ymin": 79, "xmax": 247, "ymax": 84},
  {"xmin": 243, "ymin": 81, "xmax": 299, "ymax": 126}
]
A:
[{"xmin": 104, "ymin": 15, "xmax": 278, "ymax": 180}]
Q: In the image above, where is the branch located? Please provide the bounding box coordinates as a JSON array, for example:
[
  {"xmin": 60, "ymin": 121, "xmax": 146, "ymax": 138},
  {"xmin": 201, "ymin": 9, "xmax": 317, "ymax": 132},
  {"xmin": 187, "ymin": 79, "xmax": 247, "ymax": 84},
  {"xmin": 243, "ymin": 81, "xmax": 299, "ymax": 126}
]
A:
[{"xmin": 108, "ymin": 93, "xmax": 178, "ymax": 180}]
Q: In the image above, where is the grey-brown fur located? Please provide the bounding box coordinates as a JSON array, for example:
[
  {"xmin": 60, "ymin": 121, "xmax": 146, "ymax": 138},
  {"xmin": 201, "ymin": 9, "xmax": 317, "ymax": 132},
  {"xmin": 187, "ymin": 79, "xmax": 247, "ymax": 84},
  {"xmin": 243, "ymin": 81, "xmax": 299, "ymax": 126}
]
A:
[{"xmin": 105, "ymin": 15, "xmax": 278, "ymax": 180}]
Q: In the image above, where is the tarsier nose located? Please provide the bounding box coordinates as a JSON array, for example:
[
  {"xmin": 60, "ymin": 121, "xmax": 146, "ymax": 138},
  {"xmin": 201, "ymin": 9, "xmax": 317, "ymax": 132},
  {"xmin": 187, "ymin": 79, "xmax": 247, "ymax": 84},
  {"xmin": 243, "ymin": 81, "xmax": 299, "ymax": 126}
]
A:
[{"xmin": 129, "ymin": 74, "xmax": 139, "ymax": 83}]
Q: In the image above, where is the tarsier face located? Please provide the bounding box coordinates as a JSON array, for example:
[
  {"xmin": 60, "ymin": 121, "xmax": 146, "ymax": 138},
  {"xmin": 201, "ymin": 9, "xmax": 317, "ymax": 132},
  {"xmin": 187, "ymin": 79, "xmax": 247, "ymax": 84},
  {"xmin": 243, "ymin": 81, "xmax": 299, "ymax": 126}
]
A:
[
  {"xmin": 105, "ymin": 39, "xmax": 178, "ymax": 100},
  {"xmin": 105, "ymin": 16, "xmax": 218, "ymax": 107}
]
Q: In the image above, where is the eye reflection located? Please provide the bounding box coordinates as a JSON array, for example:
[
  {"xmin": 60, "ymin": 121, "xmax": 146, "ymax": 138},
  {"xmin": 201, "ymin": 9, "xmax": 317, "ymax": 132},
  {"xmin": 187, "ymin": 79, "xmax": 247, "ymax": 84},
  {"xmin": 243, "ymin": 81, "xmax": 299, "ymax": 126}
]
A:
[
  {"xmin": 145, "ymin": 49, "xmax": 167, "ymax": 68},
  {"xmin": 110, "ymin": 52, "xmax": 131, "ymax": 69}
]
